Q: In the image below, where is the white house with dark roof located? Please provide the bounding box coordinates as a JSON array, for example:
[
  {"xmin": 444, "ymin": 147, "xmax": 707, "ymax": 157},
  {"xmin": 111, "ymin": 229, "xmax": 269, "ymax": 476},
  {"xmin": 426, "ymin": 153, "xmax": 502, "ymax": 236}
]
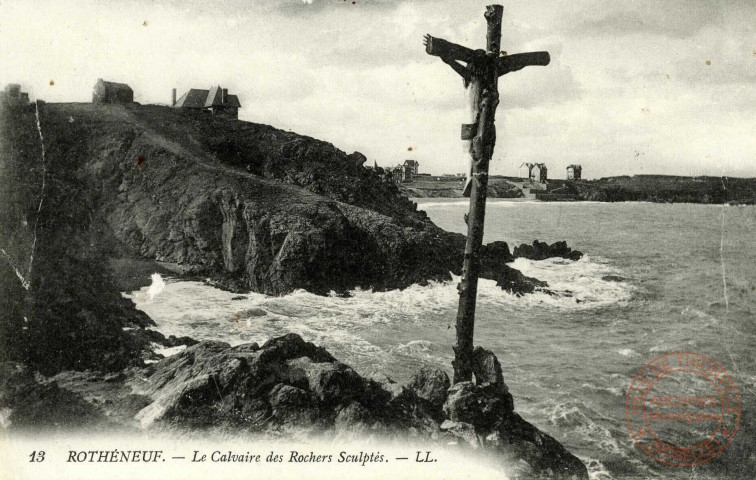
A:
[{"xmin": 173, "ymin": 85, "xmax": 241, "ymax": 118}]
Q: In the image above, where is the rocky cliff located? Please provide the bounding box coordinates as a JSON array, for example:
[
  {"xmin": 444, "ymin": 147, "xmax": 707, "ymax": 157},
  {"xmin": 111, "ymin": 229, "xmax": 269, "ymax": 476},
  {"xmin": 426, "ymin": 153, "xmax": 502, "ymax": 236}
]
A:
[
  {"xmin": 0, "ymin": 103, "xmax": 588, "ymax": 478},
  {"xmin": 0, "ymin": 103, "xmax": 544, "ymax": 373}
]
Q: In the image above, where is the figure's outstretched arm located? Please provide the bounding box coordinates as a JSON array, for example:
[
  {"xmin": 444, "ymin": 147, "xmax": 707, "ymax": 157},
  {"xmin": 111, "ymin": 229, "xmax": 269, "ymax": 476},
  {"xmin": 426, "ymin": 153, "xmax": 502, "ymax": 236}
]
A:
[
  {"xmin": 424, "ymin": 34, "xmax": 475, "ymax": 63},
  {"xmin": 497, "ymin": 51, "xmax": 550, "ymax": 76}
]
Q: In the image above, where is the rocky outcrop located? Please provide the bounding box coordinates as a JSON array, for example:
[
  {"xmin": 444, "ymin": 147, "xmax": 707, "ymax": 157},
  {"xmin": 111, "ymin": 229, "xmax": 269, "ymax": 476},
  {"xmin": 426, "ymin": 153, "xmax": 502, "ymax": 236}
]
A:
[
  {"xmin": 1, "ymin": 334, "xmax": 588, "ymax": 479},
  {"xmin": 514, "ymin": 240, "xmax": 583, "ymax": 262},
  {"xmin": 28, "ymin": 103, "xmax": 539, "ymax": 296},
  {"xmin": 570, "ymin": 175, "xmax": 756, "ymax": 204},
  {"xmin": 0, "ymin": 103, "xmax": 547, "ymax": 375},
  {"xmin": 479, "ymin": 241, "xmax": 548, "ymax": 295}
]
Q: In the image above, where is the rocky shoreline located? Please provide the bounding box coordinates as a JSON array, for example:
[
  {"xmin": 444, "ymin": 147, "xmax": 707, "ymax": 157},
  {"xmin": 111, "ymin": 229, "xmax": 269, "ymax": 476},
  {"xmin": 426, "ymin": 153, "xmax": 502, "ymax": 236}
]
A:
[
  {"xmin": 1, "ymin": 103, "xmax": 588, "ymax": 478},
  {"xmin": 1, "ymin": 334, "xmax": 588, "ymax": 479}
]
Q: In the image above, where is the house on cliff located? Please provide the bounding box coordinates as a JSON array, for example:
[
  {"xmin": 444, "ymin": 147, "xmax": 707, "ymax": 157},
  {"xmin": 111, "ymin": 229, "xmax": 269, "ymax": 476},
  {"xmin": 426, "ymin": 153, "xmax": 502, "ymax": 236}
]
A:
[
  {"xmin": 1, "ymin": 84, "xmax": 30, "ymax": 109},
  {"xmin": 390, "ymin": 159, "xmax": 420, "ymax": 183},
  {"xmin": 92, "ymin": 79, "xmax": 133, "ymax": 104},
  {"xmin": 173, "ymin": 85, "xmax": 241, "ymax": 118},
  {"xmin": 404, "ymin": 159, "xmax": 420, "ymax": 176}
]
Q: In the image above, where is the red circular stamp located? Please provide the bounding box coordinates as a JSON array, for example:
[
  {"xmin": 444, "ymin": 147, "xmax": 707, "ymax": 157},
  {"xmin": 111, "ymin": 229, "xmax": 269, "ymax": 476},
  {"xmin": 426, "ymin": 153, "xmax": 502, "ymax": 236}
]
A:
[{"xmin": 625, "ymin": 351, "xmax": 740, "ymax": 467}]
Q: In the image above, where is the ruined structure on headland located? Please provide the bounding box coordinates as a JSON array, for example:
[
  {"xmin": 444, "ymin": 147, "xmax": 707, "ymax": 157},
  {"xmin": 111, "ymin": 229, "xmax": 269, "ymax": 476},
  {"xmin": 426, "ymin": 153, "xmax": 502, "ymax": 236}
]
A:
[
  {"xmin": 567, "ymin": 164, "xmax": 582, "ymax": 180},
  {"xmin": 92, "ymin": 79, "xmax": 134, "ymax": 104},
  {"xmin": 173, "ymin": 85, "xmax": 241, "ymax": 119}
]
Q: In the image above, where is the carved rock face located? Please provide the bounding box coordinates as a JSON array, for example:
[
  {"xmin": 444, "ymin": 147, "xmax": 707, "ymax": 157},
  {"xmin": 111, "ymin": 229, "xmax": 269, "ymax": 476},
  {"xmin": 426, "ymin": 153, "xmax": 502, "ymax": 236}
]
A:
[{"xmin": 407, "ymin": 367, "xmax": 451, "ymax": 410}]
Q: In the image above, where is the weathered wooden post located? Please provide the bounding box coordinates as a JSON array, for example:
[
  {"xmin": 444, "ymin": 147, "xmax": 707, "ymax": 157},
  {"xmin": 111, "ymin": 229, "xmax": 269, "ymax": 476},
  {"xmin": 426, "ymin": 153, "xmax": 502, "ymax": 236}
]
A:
[{"xmin": 424, "ymin": 5, "xmax": 550, "ymax": 383}]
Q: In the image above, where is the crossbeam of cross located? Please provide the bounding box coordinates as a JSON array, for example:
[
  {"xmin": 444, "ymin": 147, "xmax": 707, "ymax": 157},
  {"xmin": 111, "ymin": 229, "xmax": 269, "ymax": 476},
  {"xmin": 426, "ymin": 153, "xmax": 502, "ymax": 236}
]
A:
[{"xmin": 424, "ymin": 5, "xmax": 550, "ymax": 383}]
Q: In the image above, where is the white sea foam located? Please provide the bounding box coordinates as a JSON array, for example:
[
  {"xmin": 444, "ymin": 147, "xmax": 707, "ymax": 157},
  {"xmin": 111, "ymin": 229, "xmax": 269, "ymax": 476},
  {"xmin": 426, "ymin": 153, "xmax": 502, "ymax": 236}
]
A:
[
  {"xmin": 124, "ymin": 255, "xmax": 632, "ymax": 375},
  {"xmin": 581, "ymin": 383, "xmax": 623, "ymax": 397},
  {"xmin": 681, "ymin": 306, "xmax": 719, "ymax": 324},
  {"xmin": 146, "ymin": 273, "xmax": 165, "ymax": 300},
  {"xmin": 482, "ymin": 256, "xmax": 634, "ymax": 311},
  {"xmin": 579, "ymin": 456, "xmax": 613, "ymax": 480},
  {"xmin": 617, "ymin": 348, "xmax": 639, "ymax": 357},
  {"xmin": 153, "ymin": 343, "xmax": 187, "ymax": 358},
  {"xmin": 547, "ymin": 403, "xmax": 622, "ymax": 455}
]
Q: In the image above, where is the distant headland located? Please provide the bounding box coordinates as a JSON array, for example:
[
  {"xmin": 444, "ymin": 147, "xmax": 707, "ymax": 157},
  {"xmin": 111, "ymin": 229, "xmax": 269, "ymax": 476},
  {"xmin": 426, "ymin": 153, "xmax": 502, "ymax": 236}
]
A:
[{"xmin": 394, "ymin": 170, "xmax": 756, "ymax": 205}]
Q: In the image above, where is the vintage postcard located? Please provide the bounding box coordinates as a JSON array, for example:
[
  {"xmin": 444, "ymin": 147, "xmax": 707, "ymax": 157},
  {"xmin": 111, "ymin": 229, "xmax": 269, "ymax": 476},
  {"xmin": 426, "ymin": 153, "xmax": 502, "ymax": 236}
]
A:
[{"xmin": 1, "ymin": 1, "xmax": 754, "ymax": 479}]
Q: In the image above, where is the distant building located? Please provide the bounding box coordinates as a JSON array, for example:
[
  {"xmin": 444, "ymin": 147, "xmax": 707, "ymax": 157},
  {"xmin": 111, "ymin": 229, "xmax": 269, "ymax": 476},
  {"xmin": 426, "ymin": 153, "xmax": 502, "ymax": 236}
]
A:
[
  {"xmin": 404, "ymin": 159, "xmax": 419, "ymax": 175},
  {"xmin": 1, "ymin": 84, "xmax": 30, "ymax": 109},
  {"xmin": 389, "ymin": 159, "xmax": 419, "ymax": 182},
  {"xmin": 525, "ymin": 162, "xmax": 548, "ymax": 183},
  {"xmin": 566, "ymin": 164, "xmax": 582, "ymax": 180},
  {"xmin": 92, "ymin": 79, "xmax": 134, "ymax": 104},
  {"xmin": 539, "ymin": 164, "xmax": 548, "ymax": 183},
  {"xmin": 173, "ymin": 85, "xmax": 241, "ymax": 118},
  {"xmin": 392, "ymin": 164, "xmax": 405, "ymax": 182}
]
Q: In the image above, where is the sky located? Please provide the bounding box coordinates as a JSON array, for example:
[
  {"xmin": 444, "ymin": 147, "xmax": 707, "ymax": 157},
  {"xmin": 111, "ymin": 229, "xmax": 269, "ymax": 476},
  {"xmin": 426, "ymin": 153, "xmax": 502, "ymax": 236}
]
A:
[{"xmin": 1, "ymin": 0, "xmax": 755, "ymax": 179}]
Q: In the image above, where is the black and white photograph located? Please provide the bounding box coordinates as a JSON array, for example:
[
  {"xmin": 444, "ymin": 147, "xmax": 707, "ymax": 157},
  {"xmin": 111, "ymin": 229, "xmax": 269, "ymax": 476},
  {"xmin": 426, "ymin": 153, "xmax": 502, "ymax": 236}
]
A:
[{"xmin": 1, "ymin": 1, "xmax": 754, "ymax": 479}]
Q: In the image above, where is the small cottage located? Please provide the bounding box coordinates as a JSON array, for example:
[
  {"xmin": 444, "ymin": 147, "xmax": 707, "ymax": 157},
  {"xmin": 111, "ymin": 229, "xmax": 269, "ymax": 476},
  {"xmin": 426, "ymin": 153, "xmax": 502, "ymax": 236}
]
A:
[
  {"xmin": 92, "ymin": 79, "xmax": 133, "ymax": 104},
  {"xmin": 173, "ymin": 85, "xmax": 241, "ymax": 118},
  {"xmin": 1, "ymin": 84, "xmax": 30, "ymax": 109}
]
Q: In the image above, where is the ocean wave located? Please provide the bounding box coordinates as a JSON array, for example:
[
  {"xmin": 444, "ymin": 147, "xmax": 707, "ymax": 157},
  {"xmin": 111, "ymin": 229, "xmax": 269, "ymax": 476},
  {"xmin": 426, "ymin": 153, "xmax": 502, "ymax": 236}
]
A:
[
  {"xmin": 152, "ymin": 343, "xmax": 187, "ymax": 358},
  {"xmin": 680, "ymin": 306, "xmax": 719, "ymax": 324},
  {"xmin": 581, "ymin": 383, "xmax": 623, "ymax": 398},
  {"xmin": 547, "ymin": 403, "xmax": 622, "ymax": 455},
  {"xmin": 484, "ymin": 256, "xmax": 634, "ymax": 311},
  {"xmin": 389, "ymin": 340, "xmax": 448, "ymax": 365},
  {"xmin": 125, "ymin": 256, "xmax": 632, "ymax": 379},
  {"xmin": 578, "ymin": 456, "xmax": 613, "ymax": 480}
]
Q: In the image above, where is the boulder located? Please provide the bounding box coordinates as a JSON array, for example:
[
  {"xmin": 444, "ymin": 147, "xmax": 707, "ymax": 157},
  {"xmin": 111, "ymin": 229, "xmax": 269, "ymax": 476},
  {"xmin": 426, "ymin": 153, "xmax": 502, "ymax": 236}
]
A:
[
  {"xmin": 471, "ymin": 347, "xmax": 505, "ymax": 388},
  {"xmin": 407, "ymin": 367, "xmax": 450, "ymax": 409},
  {"xmin": 494, "ymin": 412, "xmax": 590, "ymax": 480},
  {"xmin": 472, "ymin": 348, "xmax": 514, "ymax": 414},
  {"xmin": 480, "ymin": 241, "xmax": 515, "ymax": 266},
  {"xmin": 443, "ymin": 381, "xmax": 509, "ymax": 431},
  {"xmin": 440, "ymin": 420, "xmax": 479, "ymax": 447},
  {"xmin": 269, "ymin": 383, "xmax": 317, "ymax": 424},
  {"xmin": 0, "ymin": 362, "xmax": 108, "ymax": 430},
  {"xmin": 334, "ymin": 401, "xmax": 373, "ymax": 432},
  {"xmin": 285, "ymin": 357, "xmax": 364, "ymax": 406},
  {"xmin": 490, "ymin": 265, "xmax": 548, "ymax": 296},
  {"xmin": 513, "ymin": 240, "xmax": 583, "ymax": 261}
]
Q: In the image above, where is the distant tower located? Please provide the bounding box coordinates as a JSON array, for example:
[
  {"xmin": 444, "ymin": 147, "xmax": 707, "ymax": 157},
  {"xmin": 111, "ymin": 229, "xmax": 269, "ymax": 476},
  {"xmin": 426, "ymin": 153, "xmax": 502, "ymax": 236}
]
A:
[
  {"xmin": 567, "ymin": 164, "xmax": 582, "ymax": 180},
  {"xmin": 539, "ymin": 163, "xmax": 548, "ymax": 183},
  {"xmin": 171, "ymin": 88, "xmax": 177, "ymax": 106}
]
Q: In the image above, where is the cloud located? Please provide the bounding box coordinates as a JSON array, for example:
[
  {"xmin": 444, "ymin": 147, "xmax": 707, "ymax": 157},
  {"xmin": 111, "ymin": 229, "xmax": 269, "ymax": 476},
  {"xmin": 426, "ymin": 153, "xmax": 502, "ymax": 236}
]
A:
[
  {"xmin": 2, "ymin": 0, "xmax": 755, "ymax": 178},
  {"xmin": 569, "ymin": 0, "xmax": 756, "ymax": 40},
  {"xmin": 275, "ymin": 0, "xmax": 432, "ymax": 16}
]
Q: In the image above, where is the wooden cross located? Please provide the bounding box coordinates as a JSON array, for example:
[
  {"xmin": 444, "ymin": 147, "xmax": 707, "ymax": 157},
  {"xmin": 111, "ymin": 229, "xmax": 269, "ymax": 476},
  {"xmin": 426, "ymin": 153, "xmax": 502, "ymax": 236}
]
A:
[{"xmin": 424, "ymin": 4, "xmax": 550, "ymax": 383}]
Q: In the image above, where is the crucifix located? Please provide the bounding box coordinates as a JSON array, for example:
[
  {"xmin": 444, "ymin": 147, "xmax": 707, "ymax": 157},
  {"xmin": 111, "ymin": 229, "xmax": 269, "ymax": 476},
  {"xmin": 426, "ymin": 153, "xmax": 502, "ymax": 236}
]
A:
[{"xmin": 424, "ymin": 4, "xmax": 550, "ymax": 383}]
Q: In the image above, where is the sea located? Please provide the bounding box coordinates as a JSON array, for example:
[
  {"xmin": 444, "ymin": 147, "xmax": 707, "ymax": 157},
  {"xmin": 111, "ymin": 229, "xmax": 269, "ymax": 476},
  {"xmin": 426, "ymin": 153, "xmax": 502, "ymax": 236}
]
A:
[{"xmin": 125, "ymin": 200, "xmax": 756, "ymax": 479}]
